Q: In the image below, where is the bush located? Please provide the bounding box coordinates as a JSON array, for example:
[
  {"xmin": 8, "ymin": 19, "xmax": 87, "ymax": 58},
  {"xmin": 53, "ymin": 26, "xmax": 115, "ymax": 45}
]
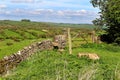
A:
[
  {"xmin": 100, "ymin": 34, "xmax": 114, "ymax": 44},
  {"xmin": 21, "ymin": 19, "xmax": 31, "ymax": 22},
  {"xmin": 6, "ymin": 42, "xmax": 13, "ymax": 46},
  {"xmin": 114, "ymin": 37, "xmax": 120, "ymax": 45},
  {"xmin": 13, "ymin": 38, "xmax": 21, "ymax": 42}
]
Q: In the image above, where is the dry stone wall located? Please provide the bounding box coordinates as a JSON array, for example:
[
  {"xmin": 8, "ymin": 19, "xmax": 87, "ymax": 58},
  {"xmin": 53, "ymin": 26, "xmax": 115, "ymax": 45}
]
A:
[
  {"xmin": 0, "ymin": 40, "xmax": 53, "ymax": 76},
  {"xmin": 53, "ymin": 35, "xmax": 67, "ymax": 49},
  {"xmin": 0, "ymin": 35, "xmax": 67, "ymax": 76}
]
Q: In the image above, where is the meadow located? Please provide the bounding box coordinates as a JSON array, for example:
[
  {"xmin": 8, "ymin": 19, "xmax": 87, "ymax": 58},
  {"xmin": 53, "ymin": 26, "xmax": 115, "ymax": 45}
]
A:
[
  {"xmin": 0, "ymin": 20, "xmax": 63, "ymax": 59},
  {"xmin": 3, "ymin": 43, "xmax": 120, "ymax": 80},
  {"xmin": 0, "ymin": 20, "xmax": 120, "ymax": 80}
]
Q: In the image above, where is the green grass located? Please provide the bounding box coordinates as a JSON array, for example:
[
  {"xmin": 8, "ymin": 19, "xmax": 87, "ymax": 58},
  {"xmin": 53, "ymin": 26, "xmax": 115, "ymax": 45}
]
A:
[
  {"xmin": 16, "ymin": 30, "xmax": 37, "ymax": 39},
  {"xmin": 0, "ymin": 39, "xmax": 34, "ymax": 59},
  {"xmin": 47, "ymin": 22, "xmax": 95, "ymax": 29},
  {"xmin": 0, "ymin": 20, "xmax": 120, "ymax": 80},
  {"xmin": 0, "ymin": 35, "xmax": 4, "ymax": 39},
  {"xmin": 4, "ymin": 29, "xmax": 22, "ymax": 39},
  {"xmin": 0, "ymin": 38, "xmax": 48, "ymax": 59},
  {"xmin": 0, "ymin": 20, "xmax": 95, "ymax": 29},
  {"xmin": 3, "ymin": 43, "xmax": 120, "ymax": 80},
  {"xmin": 0, "ymin": 20, "xmax": 56, "ymax": 59},
  {"xmin": 26, "ymin": 29, "xmax": 46, "ymax": 38},
  {"xmin": 0, "ymin": 29, "xmax": 45, "ymax": 40},
  {"xmin": 27, "ymin": 30, "xmax": 46, "ymax": 35}
]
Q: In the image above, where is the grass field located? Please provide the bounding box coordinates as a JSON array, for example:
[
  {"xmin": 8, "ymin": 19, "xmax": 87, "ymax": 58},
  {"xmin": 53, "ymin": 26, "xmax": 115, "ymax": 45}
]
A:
[
  {"xmin": 0, "ymin": 20, "xmax": 62, "ymax": 59},
  {"xmin": 0, "ymin": 20, "xmax": 95, "ymax": 29},
  {"xmin": 2, "ymin": 43, "xmax": 120, "ymax": 80},
  {"xmin": 0, "ymin": 29, "xmax": 47, "ymax": 59},
  {"xmin": 0, "ymin": 20, "xmax": 120, "ymax": 80}
]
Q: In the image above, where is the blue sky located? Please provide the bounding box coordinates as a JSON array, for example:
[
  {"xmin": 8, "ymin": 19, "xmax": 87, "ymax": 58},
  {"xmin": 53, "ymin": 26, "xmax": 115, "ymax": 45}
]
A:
[{"xmin": 0, "ymin": 0, "xmax": 99, "ymax": 23}]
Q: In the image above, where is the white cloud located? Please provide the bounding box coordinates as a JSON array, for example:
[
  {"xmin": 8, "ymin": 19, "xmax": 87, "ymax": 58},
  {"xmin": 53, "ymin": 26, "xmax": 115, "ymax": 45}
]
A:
[
  {"xmin": 11, "ymin": 0, "xmax": 34, "ymax": 3},
  {"xmin": 10, "ymin": 0, "xmax": 42, "ymax": 3},
  {"xmin": 0, "ymin": 7, "xmax": 98, "ymax": 23},
  {"xmin": 5, "ymin": 11, "xmax": 11, "ymax": 14},
  {"xmin": 14, "ymin": 8, "xmax": 25, "ymax": 13},
  {"xmin": 0, "ymin": 4, "xmax": 7, "ymax": 9},
  {"xmin": 39, "ymin": 1, "xmax": 81, "ymax": 8},
  {"xmin": 9, "ymin": 8, "xmax": 98, "ymax": 18},
  {"xmin": 0, "ymin": 0, "xmax": 99, "ymax": 23},
  {"xmin": 55, "ymin": 10, "xmax": 90, "ymax": 17},
  {"xmin": 57, "ymin": 10, "xmax": 64, "ymax": 16},
  {"xmin": 0, "ymin": 10, "xmax": 11, "ymax": 15},
  {"xmin": 29, "ymin": 9, "xmax": 54, "ymax": 15},
  {"xmin": 80, "ymin": 9, "xmax": 87, "ymax": 14},
  {"xmin": 28, "ymin": 9, "xmax": 89, "ymax": 16}
]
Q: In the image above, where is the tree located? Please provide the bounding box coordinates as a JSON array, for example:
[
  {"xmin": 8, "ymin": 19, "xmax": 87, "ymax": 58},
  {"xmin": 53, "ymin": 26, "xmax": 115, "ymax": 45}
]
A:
[
  {"xmin": 92, "ymin": 17, "xmax": 104, "ymax": 31},
  {"xmin": 90, "ymin": 0, "xmax": 120, "ymax": 45},
  {"xmin": 21, "ymin": 19, "xmax": 31, "ymax": 22}
]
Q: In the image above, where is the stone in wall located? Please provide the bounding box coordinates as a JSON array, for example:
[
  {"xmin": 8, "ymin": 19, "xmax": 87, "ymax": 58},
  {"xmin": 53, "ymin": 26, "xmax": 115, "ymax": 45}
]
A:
[
  {"xmin": 37, "ymin": 40, "xmax": 53, "ymax": 50},
  {"xmin": 53, "ymin": 35, "xmax": 67, "ymax": 49}
]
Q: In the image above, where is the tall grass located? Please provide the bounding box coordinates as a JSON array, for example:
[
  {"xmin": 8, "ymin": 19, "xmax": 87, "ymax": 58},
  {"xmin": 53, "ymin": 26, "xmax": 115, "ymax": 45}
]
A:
[{"xmin": 3, "ymin": 43, "xmax": 120, "ymax": 80}]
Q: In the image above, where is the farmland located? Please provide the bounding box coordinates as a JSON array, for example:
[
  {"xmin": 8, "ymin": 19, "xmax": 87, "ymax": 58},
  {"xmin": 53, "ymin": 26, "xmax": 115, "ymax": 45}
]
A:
[
  {"xmin": 0, "ymin": 20, "xmax": 93, "ymax": 59},
  {"xmin": 0, "ymin": 20, "xmax": 120, "ymax": 80}
]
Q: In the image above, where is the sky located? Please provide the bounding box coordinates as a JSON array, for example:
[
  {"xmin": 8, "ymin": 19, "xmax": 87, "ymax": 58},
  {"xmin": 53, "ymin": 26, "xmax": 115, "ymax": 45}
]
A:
[{"xmin": 0, "ymin": 0, "xmax": 99, "ymax": 24}]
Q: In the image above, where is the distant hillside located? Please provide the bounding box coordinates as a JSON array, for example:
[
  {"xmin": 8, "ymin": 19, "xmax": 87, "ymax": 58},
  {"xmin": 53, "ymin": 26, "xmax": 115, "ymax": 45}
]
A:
[
  {"xmin": 0, "ymin": 20, "xmax": 52, "ymax": 29},
  {"xmin": 0, "ymin": 20, "xmax": 95, "ymax": 29},
  {"xmin": 46, "ymin": 22, "xmax": 95, "ymax": 29}
]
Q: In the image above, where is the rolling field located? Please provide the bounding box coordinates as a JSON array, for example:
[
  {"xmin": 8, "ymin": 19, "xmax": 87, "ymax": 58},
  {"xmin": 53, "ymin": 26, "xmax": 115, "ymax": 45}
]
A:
[
  {"xmin": 0, "ymin": 28, "xmax": 48, "ymax": 59},
  {"xmin": 0, "ymin": 20, "xmax": 64, "ymax": 59},
  {"xmin": 0, "ymin": 20, "xmax": 120, "ymax": 80}
]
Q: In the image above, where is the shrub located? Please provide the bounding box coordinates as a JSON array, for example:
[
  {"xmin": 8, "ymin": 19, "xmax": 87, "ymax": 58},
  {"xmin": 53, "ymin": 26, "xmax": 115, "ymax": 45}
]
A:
[
  {"xmin": 21, "ymin": 19, "xmax": 31, "ymax": 22},
  {"xmin": 13, "ymin": 38, "xmax": 21, "ymax": 42},
  {"xmin": 114, "ymin": 37, "xmax": 120, "ymax": 45},
  {"xmin": 6, "ymin": 42, "xmax": 13, "ymax": 46}
]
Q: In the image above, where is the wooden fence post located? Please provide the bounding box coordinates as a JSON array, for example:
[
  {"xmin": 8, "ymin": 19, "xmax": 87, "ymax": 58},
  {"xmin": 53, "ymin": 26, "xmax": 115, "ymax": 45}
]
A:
[
  {"xmin": 92, "ymin": 31, "xmax": 95, "ymax": 43},
  {"xmin": 68, "ymin": 28, "xmax": 72, "ymax": 54}
]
